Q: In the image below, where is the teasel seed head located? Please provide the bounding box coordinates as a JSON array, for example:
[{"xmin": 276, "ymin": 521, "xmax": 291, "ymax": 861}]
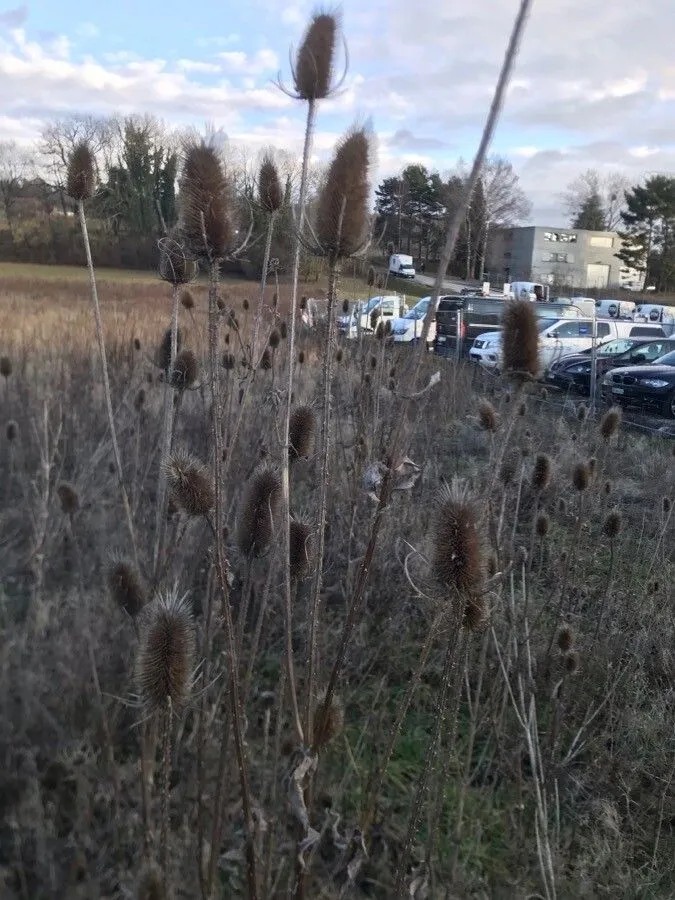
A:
[
  {"xmin": 576, "ymin": 403, "xmax": 588, "ymax": 422},
  {"xmin": 280, "ymin": 320, "xmax": 288, "ymax": 339},
  {"xmin": 107, "ymin": 557, "xmax": 146, "ymax": 618},
  {"xmin": 588, "ymin": 456, "xmax": 597, "ymax": 477},
  {"xmin": 242, "ymin": 297, "xmax": 250, "ymax": 311},
  {"xmin": 158, "ymin": 232, "xmax": 197, "ymax": 285},
  {"xmin": 336, "ymin": 347, "xmax": 343, "ymax": 363},
  {"xmin": 300, "ymin": 295, "xmax": 307, "ymax": 310},
  {"xmin": 289, "ymin": 518, "xmax": 312, "ymax": 580},
  {"xmin": 604, "ymin": 480, "xmax": 612, "ymax": 495},
  {"xmin": 260, "ymin": 348, "xmax": 273, "ymax": 371},
  {"xmin": 532, "ymin": 453, "xmax": 552, "ymax": 493},
  {"xmin": 158, "ymin": 327, "xmax": 184, "ymax": 372},
  {"xmin": 313, "ymin": 689, "xmax": 344, "ymax": 750},
  {"xmin": 258, "ymin": 153, "xmax": 283, "ymax": 213},
  {"xmin": 367, "ymin": 265, "xmax": 375, "ymax": 287},
  {"xmin": 170, "ymin": 349, "xmax": 198, "ymax": 390},
  {"xmin": 557, "ymin": 625, "xmax": 574, "ymax": 653},
  {"xmin": 564, "ymin": 651, "xmax": 580, "ymax": 676},
  {"xmin": 370, "ymin": 354, "xmax": 377, "ymax": 369},
  {"xmin": 289, "ymin": 405, "xmax": 316, "ymax": 461},
  {"xmin": 6, "ymin": 419, "xmax": 18, "ymax": 442},
  {"xmin": 180, "ymin": 290, "xmax": 195, "ymax": 310},
  {"xmin": 662, "ymin": 496, "xmax": 671, "ymax": 516},
  {"xmin": 599, "ymin": 406, "xmax": 621, "ymax": 441},
  {"xmin": 268, "ymin": 328, "xmax": 281, "ymax": 349},
  {"xmin": 237, "ymin": 466, "xmax": 282, "ymax": 556},
  {"xmin": 298, "ymin": 349, "xmax": 305, "ymax": 365},
  {"xmin": 602, "ymin": 508, "xmax": 622, "ymax": 540},
  {"xmin": 0, "ymin": 356, "xmax": 11, "ymax": 378},
  {"xmin": 432, "ymin": 479, "xmax": 484, "ymax": 601},
  {"xmin": 293, "ymin": 11, "xmax": 340, "ymax": 101},
  {"xmin": 536, "ymin": 512, "xmax": 550, "ymax": 537},
  {"xmin": 572, "ymin": 461, "xmax": 590, "ymax": 492},
  {"xmin": 66, "ymin": 141, "xmax": 96, "ymax": 201},
  {"xmin": 502, "ymin": 299, "xmax": 540, "ymax": 384},
  {"xmin": 342, "ymin": 298, "xmax": 349, "ymax": 314},
  {"xmin": 464, "ymin": 594, "xmax": 490, "ymax": 632},
  {"xmin": 477, "ymin": 399, "xmax": 499, "ymax": 431},
  {"xmin": 164, "ymin": 450, "xmax": 214, "ymax": 517},
  {"xmin": 316, "ymin": 125, "xmax": 373, "ymax": 263},
  {"xmin": 57, "ymin": 482, "xmax": 80, "ymax": 517},
  {"xmin": 179, "ymin": 140, "xmax": 232, "ymax": 261},
  {"xmin": 558, "ymin": 498, "xmax": 567, "ymax": 515},
  {"xmin": 518, "ymin": 401, "xmax": 527, "ymax": 417},
  {"xmin": 137, "ymin": 589, "xmax": 196, "ymax": 715},
  {"xmin": 134, "ymin": 388, "xmax": 146, "ymax": 412},
  {"xmin": 222, "ymin": 352, "xmax": 235, "ymax": 371}
]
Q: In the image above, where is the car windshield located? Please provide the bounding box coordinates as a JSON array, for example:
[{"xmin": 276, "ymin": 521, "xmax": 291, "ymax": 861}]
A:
[
  {"xmin": 405, "ymin": 300, "xmax": 430, "ymax": 320},
  {"xmin": 653, "ymin": 350, "xmax": 675, "ymax": 366},
  {"xmin": 597, "ymin": 339, "xmax": 638, "ymax": 356},
  {"xmin": 362, "ymin": 297, "xmax": 382, "ymax": 314},
  {"xmin": 537, "ymin": 318, "xmax": 560, "ymax": 332}
]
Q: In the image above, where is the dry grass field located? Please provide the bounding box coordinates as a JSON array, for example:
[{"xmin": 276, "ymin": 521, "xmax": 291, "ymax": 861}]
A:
[{"xmin": 0, "ymin": 255, "xmax": 674, "ymax": 900}]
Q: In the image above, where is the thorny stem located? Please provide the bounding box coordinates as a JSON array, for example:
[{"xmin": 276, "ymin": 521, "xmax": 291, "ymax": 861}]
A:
[
  {"xmin": 252, "ymin": 212, "xmax": 277, "ymax": 363},
  {"xmin": 160, "ymin": 701, "xmax": 173, "ymax": 898},
  {"xmin": 305, "ymin": 260, "xmax": 340, "ymax": 739},
  {"xmin": 281, "ymin": 99, "xmax": 317, "ymax": 746},
  {"xmin": 153, "ymin": 283, "xmax": 181, "ymax": 581},
  {"xmin": 205, "ymin": 260, "xmax": 258, "ymax": 900},
  {"xmin": 77, "ymin": 200, "xmax": 138, "ymax": 569}
]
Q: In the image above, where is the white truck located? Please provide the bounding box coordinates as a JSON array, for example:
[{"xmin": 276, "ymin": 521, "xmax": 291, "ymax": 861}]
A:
[
  {"xmin": 388, "ymin": 254, "xmax": 416, "ymax": 279},
  {"xmin": 338, "ymin": 295, "xmax": 410, "ymax": 339},
  {"xmin": 504, "ymin": 281, "xmax": 547, "ymax": 302}
]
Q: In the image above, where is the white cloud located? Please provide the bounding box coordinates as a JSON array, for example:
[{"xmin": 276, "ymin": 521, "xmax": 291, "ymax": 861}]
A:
[{"xmin": 1, "ymin": 0, "xmax": 674, "ymax": 224}]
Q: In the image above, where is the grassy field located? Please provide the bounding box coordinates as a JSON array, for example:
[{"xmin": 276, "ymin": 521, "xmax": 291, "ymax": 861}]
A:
[{"xmin": 1, "ymin": 258, "xmax": 674, "ymax": 900}]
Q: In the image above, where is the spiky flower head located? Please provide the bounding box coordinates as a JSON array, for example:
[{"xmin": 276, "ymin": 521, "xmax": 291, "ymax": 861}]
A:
[
  {"xmin": 179, "ymin": 140, "xmax": 232, "ymax": 261},
  {"xmin": 66, "ymin": 141, "xmax": 96, "ymax": 201},
  {"xmin": 313, "ymin": 689, "xmax": 344, "ymax": 750},
  {"xmin": 158, "ymin": 233, "xmax": 198, "ymax": 285},
  {"xmin": 137, "ymin": 590, "xmax": 196, "ymax": 714},
  {"xmin": 164, "ymin": 450, "xmax": 214, "ymax": 517},
  {"xmin": 289, "ymin": 519, "xmax": 312, "ymax": 580},
  {"xmin": 477, "ymin": 399, "xmax": 499, "ymax": 432},
  {"xmin": 602, "ymin": 508, "xmax": 622, "ymax": 540},
  {"xmin": 107, "ymin": 557, "xmax": 146, "ymax": 617},
  {"xmin": 432, "ymin": 479, "xmax": 484, "ymax": 601},
  {"xmin": 367, "ymin": 265, "xmax": 375, "ymax": 287},
  {"xmin": 464, "ymin": 595, "xmax": 490, "ymax": 632},
  {"xmin": 170, "ymin": 349, "xmax": 198, "ymax": 390},
  {"xmin": 289, "ymin": 404, "xmax": 316, "ymax": 461},
  {"xmin": 572, "ymin": 461, "xmax": 590, "ymax": 492},
  {"xmin": 536, "ymin": 512, "xmax": 550, "ymax": 537},
  {"xmin": 6, "ymin": 419, "xmax": 18, "ymax": 442},
  {"xmin": 293, "ymin": 12, "xmax": 339, "ymax": 100},
  {"xmin": 599, "ymin": 406, "xmax": 622, "ymax": 442},
  {"xmin": 576, "ymin": 403, "xmax": 588, "ymax": 422},
  {"xmin": 0, "ymin": 356, "xmax": 11, "ymax": 378},
  {"xmin": 57, "ymin": 482, "xmax": 80, "ymax": 517},
  {"xmin": 557, "ymin": 625, "xmax": 574, "ymax": 653},
  {"xmin": 158, "ymin": 327, "xmax": 184, "ymax": 372},
  {"xmin": 316, "ymin": 126, "xmax": 372, "ymax": 262},
  {"xmin": 180, "ymin": 289, "xmax": 195, "ymax": 310},
  {"xmin": 532, "ymin": 453, "xmax": 552, "ymax": 493},
  {"xmin": 260, "ymin": 348, "xmax": 273, "ymax": 370},
  {"xmin": 564, "ymin": 650, "xmax": 580, "ymax": 675},
  {"xmin": 268, "ymin": 328, "xmax": 281, "ymax": 349},
  {"xmin": 501, "ymin": 299, "xmax": 540, "ymax": 384},
  {"xmin": 237, "ymin": 466, "xmax": 282, "ymax": 556},
  {"xmin": 258, "ymin": 154, "xmax": 283, "ymax": 213}
]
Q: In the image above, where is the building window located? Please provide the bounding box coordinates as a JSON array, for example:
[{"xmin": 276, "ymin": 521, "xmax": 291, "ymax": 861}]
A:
[
  {"xmin": 542, "ymin": 252, "xmax": 572, "ymax": 263},
  {"xmin": 590, "ymin": 235, "xmax": 613, "ymax": 248},
  {"xmin": 544, "ymin": 231, "xmax": 577, "ymax": 243}
]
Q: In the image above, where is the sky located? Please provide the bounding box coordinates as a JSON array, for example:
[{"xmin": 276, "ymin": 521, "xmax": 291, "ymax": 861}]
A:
[{"xmin": 1, "ymin": 0, "xmax": 674, "ymax": 225}]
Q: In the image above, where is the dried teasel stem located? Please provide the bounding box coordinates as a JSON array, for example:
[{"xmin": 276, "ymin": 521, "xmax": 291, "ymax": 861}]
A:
[
  {"xmin": 73, "ymin": 184, "xmax": 138, "ymax": 569},
  {"xmin": 204, "ymin": 260, "xmax": 258, "ymax": 900}
]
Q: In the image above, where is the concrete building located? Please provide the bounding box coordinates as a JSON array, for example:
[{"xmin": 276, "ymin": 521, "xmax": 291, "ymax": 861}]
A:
[{"xmin": 486, "ymin": 226, "xmax": 644, "ymax": 291}]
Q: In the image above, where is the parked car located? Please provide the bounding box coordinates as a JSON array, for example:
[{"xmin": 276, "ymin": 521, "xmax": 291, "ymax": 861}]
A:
[
  {"xmin": 468, "ymin": 317, "xmax": 642, "ymax": 373},
  {"xmin": 391, "ymin": 295, "xmax": 453, "ymax": 346},
  {"xmin": 602, "ymin": 349, "xmax": 675, "ymax": 417},
  {"xmin": 545, "ymin": 337, "xmax": 675, "ymax": 394}
]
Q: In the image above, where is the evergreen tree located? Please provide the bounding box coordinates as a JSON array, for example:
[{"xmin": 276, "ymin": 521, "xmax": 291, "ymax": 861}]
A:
[{"xmin": 572, "ymin": 190, "xmax": 606, "ymax": 231}]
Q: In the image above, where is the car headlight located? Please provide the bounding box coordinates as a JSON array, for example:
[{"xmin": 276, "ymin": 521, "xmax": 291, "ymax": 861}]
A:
[{"xmin": 639, "ymin": 378, "xmax": 670, "ymax": 388}]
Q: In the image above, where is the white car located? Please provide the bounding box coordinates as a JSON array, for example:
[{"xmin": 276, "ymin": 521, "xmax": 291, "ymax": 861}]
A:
[
  {"xmin": 391, "ymin": 296, "xmax": 437, "ymax": 345},
  {"xmin": 469, "ymin": 331, "xmax": 502, "ymax": 369}
]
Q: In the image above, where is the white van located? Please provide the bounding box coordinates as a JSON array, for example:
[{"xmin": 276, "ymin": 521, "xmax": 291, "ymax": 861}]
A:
[
  {"xmin": 507, "ymin": 281, "xmax": 546, "ymax": 302},
  {"xmin": 595, "ymin": 298, "xmax": 636, "ymax": 319},
  {"xmin": 634, "ymin": 304, "xmax": 675, "ymax": 335},
  {"xmin": 388, "ymin": 254, "xmax": 416, "ymax": 279}
]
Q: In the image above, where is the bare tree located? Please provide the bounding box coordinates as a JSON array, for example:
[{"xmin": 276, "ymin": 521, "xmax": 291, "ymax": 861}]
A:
[
  {"xmin": 562, "ymin": 168, "xmax": 630, "ymax": 231},
  {"xmin": 0, "ymin": 141, "xmax": 32, "ymax": 242},
  {"xmin": 40, "ymin": 114, "xmax": 117, "ymax": 213},
  {"xmin": 482, "ymin": 156, "xmax": 532, "ymax": 226}
]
